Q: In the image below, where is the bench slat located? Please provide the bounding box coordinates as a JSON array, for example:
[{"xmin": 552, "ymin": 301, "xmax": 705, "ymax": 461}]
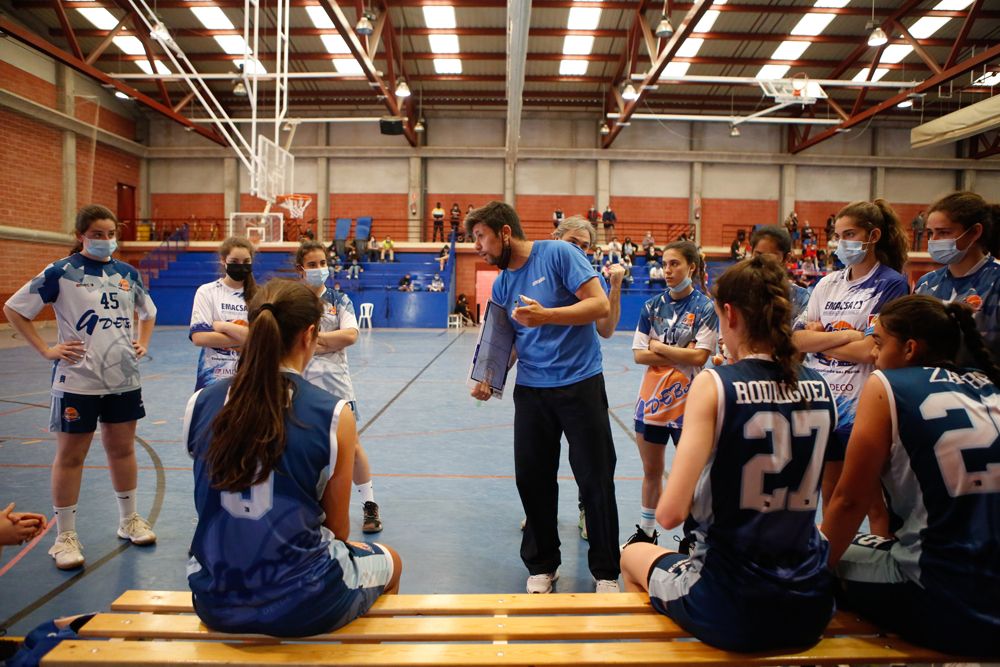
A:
[{"xmin": 42, "ymin": 636, "xmax": 953, "ymax": 667}]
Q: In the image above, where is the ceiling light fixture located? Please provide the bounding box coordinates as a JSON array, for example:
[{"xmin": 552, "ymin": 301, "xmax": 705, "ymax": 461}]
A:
[
  {"xmin": 865, "ymin": 0, "xmax": 887, "ymax": 47},
  {"xmin": 654, "ymin": 0, "xmax": 673, "ymax": 38},
  {"xmin": 395, "ymin": 78, "xmax": 411, "ymax": 98},
  {"xmin": 621, "ymin": 82, "xmax": 639, "ymax": 101},
  {"xmin": 114, "ymin": 90, "xmax": 130, "ymax": 100},
  {"xmin": 414, "ymin": 118, "xmax": 425, "ymax": 132},
  {"xmin": 233, "ymin": 64, "xmax": 247, "ymax": 96},
  {"xmin": 356, "ymin": 9, "xmax": 376, "ymax": 36},
  {"xmin": 600, "ymin": 121, "xmax": 610, "ymax": 135},
  {"xmin": 729, "ymin": 123, "xmax": 741, "ymax": 137}
]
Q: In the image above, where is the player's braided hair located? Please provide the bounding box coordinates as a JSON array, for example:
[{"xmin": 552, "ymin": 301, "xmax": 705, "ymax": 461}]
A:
[
  {"xmin": 713, "ymin": 255, "xmax": 799, "ymax": 390},
  {"xmin": 878, "ymin": 294, "xmax": 1000, "ymax": 386},
  {"xmin": 207, "ymin": 279, "xmax": 323, "ymax": 492}
]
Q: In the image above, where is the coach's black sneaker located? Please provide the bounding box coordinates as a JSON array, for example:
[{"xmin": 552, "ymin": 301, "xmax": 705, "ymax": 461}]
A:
[
  {"xmin": 673, "ymin": 534, "xmax": 694, "ymax": 555},
  {"xmin": 621, "ymin": 525, "xmax": 658, "ymax": 550},
  {"xmin": 362, "ymin": 501, "xmax": 383, "ymax": 533}
]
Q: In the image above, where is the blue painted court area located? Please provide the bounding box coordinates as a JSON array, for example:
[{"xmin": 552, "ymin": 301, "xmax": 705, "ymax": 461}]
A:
[{"xmin": 0, "ymin": 326, "xmax": 673, "ymax": 635}]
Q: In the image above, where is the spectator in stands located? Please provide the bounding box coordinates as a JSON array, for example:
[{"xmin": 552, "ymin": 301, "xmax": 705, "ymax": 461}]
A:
[
  {"xmin": 586, "ymin": 205, "xmax": 599, "ymax": 229},
  {"xmin": 326, "ymin": 239, "xmax": 339, "ymax": 263},
  {"xmin": 455, "ymin": 293, "xmax": 477, "ymax": 326},
  {"xmin": 592, "ymin": 243, "xmax": 604, "ymax": 268},
  {"xmin": 429, "ymin": 274, "xmax": 445, "ymax": 292},
  {"xmin": 785, "ymin": 211, "xmax": 800, "ymax": 248},
  {"xmin": 601, "ymin": 205, "xmax": 617, "ymax": 241},
  {"xmin": 729, "ymin": 229, "xmax": 748, "ymax": 261},
  {"xmin": 330, "ymin": 255, "xmax": 343, "ymax": 278},
  {"xmin": 380, "ymin": 236, "xmax": 395, "ymax": 263},
  {"xmin": 825, "ymin": 214, "xmax": 836, "ymax": 244},
  {"xmin": 622, "ymin": 236, "xmax": 637, "ymax": 263},
  {"xmin": 911, "ymin": 210, "xmax": 926, "ymax": 251},
  {"xmin": 652, "ymin": 245, "xmax": 665, "ymax": 265},
  {"xmin": 437, "ymin": 245, "xmax": 450, "ymax": 272},
  {"xmin": 346, "ymin": 259, "xmax": 362, "ymax": 281},
  {"xmin": 642, "ymin": 231, "xmax": 656, "ymax": 256},
  {"xmin": 398, "ymin": 274, "xmax": 414, "ymax": 292},
  {"xmin": 432, "ymin": 202, "xmax": 446, "ymax": 242},
  {"xmin": 553, "ymin": 208, "xmax": 565, "ymax": 229},
  {"xmin": 346, "ymin": 243, "xmax": 359, "ymax": 263},
  {"xmin": 621, "ymin": 255, "xmax": 634, "ymax": 287},
  {"xmin": 450, "ymin": 203, "xmax": 462, "ymax": 241},
  {"xmin": 648, "ymin": 262, "xmax": 666, "ymax": 288},
  {"xmin": 607, "ymin": 237, "xmax": 622, "ymax": 264},
  {"xmin": 367, "ymin": 235, "xmax": 379, "ymax": 262}
]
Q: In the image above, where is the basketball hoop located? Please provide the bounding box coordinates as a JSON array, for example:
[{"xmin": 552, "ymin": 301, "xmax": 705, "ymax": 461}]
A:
[{"xmin": 277, "ymin": 194, "xmax": 312, "ymax": 220}]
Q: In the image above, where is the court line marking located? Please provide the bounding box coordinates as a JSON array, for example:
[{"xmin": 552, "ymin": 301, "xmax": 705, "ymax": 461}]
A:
[
  {"xmin": 0, "ymin": 515, "xmax": 55, "ymax": 578},
  {"xmin": 0, "ymin": 435, "xmax": 166, "ymax": 632}
]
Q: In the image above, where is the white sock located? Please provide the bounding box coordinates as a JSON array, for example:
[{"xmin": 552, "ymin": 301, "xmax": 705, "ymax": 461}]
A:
[
  {"xmin": 355, "ymin": 481, "xmax": 375, "ymax": 505},
  {"xmin": 639, "ymin": 506, "xmax": 656, "ymax": 536},
  {"xmin": 115, "ymin": 488, "xmax": 137, "ymax": 521},
  {"xmin": 54, "ymin": 504, "xmax": 77, "ymax": 534}
]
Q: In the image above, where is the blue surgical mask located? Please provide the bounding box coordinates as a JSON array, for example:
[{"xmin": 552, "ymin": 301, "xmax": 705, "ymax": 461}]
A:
[
  {"xmin": 84, "ymin": 238, "xmax": 117, "ymax": 258},
  {"xmin": 669, "ymin": 276, "xmax": 692, "ymax": 295},
  {"xmin": 835, "ymin": 239, "xmax": 868, "ymax": 266},
  {"xmin": 927, "ymin": 228, "xmax": 971, "ymax": 265},
  {"xmin": 304, "ymin": 267, "xmax": 330, "ymax": 287}
]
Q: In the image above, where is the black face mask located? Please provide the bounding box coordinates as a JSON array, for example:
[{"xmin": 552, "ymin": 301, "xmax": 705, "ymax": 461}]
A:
[
  {"xmin": 226, "ymin": 263, "xmax": 253, "ymax": 281},
  {"xmin": 497, "ymin": 237, "xmax": 512, "ymax": 271}
]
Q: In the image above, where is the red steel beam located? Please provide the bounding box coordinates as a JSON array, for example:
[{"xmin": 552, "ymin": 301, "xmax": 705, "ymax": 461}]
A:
[
  {"xmin": 892, "ymin": 19, "xmax": 941, "ymax": 75},
  {"xmin": 945, "ymin": 0, "xmax": 983, "ymax": 69},
  {"xmin": 967, "ymin": 131, "xmax": 1000, "ymax": 160},
  {"xmin": 826, "ymin": 0, "xmax": 925, "ymax": 80},
  {"xmin": 0, "ymin": 15, "xmax": 225, "ymax": 145},
  {"xmin": 50, "ymin": 0, "xmax": 84, "ymax": 60},
  {"xmin": 790, "ymin": 42, "xmax": 1000, "ymax": 154}
]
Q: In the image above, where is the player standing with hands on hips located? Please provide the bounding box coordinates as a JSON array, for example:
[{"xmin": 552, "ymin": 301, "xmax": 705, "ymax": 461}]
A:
[{"xmin": 468, "ymin": 201, "xmax": 621, "ymax": 594}]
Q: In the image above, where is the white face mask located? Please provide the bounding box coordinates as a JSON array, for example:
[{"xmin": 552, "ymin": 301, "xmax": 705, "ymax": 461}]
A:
[
  {"xmin": 304, "ymin": 267, "xmax": 330, "ymax": 287},
  {"xmin": 927, "ymin": 227, "xmax": 973, "ymax": 265},
  {"xmin": 84, "ymin": 237, "xmax": 117, "ymax": 259}
]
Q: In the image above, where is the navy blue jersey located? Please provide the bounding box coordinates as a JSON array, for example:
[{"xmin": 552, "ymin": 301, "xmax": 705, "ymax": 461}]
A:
[
  {"xmin": 874, "ymin": 366, "xmax": 1000, "ymax": 624},
  {"xmin": 183, "ymin": 372, "xmax": 354, "ymax": 625},
  {"xmin": 688, "ymin": 358, "xmax": 836, "ymax": 590}
]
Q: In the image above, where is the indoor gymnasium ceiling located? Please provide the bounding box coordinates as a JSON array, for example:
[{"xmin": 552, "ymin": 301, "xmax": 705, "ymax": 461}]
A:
[{"xmin": 1, "ymin": 0, "xmax": 998, "ymax": 150}]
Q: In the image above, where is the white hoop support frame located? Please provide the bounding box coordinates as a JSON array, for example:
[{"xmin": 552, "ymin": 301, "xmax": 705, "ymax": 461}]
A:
[{"xmin": 277, "ymin": 194, "xmax": 312, "ymax": 219}]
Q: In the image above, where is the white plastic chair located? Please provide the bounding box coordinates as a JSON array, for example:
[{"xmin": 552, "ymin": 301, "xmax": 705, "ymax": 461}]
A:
[
  {"xmin": 447, "ymin": 313, "xmax": 462, "ymax": 329},
  {"xmin": 358, "ymin": 302, "xmax": 374, "ymax": 329}
]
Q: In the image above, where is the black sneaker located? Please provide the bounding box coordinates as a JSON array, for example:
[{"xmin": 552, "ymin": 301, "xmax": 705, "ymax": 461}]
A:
[
  {"xmin": 673, "ymin": 534, "xmax": 694, "ymax": 555},
  {"xmin": 621, "ymin": 524, "xmax": 658, "ymax": 550},
  {"xmin": 362, "ymin": 501, "xmax": 383, "ymax": 533}
]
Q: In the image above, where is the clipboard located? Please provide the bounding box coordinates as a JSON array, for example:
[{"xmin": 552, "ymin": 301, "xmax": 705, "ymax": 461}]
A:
[{"xmin": 467, "ymin": 300, "xmax": 516, "ymax": 399}]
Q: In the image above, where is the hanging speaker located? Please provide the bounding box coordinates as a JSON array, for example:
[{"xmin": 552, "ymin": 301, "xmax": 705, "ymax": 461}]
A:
[{"xmin": 379, "ymin": 116, "xmax": 405, "ymax": 135}]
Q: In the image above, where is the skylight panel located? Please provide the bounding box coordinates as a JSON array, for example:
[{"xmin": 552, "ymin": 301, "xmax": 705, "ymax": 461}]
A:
[
  {"xmin": 771, "ymin": 41, "xmax": 810, "ymax": 61},
  {"xmin": 428, "ymin": 34, "xmax": 460, "ymax": 54},
  {"xmin": 76, "ymin": 7, "xmax": 120, "ymax": 30},
  {"xmin": 333, "ymin": 59, "xmax": 363, "ymax": 74},
  {"xmin": 693, "ymin": 10, "xmax": 720, "ymax": 33},
  {"xmin": 112, "ymin": 36, "xmax": 147, "ymax": 56},
  {"xmin": 136, "ymin": 60, "xmax": 172, "ymax": 75},
  {"xmin": 676, "ymin": 38, "xmax": 703, "ymax": 59},
  {"xmin": 814, "ymin": 0, "xmax": 850, "ymax": 7},
  {"xmin": 433, "ymin": 59, "xmax": 463, "ymax": 74},
  {"xmin": 566, "ymin": 6, "xmax": 601, "ymax": 31},
  {"xmin": 190, "ymin": 6, "xmax": 235, "ymax": 30},
  {"xmin": 880, "ymin": 44, "xmax": 914, "ymax": 64},
  {"xmin": 560, "ymin": 60, "xmax": 589, "ymax": 76},
  {"xmin": 934, "ymin": 0, "xmax": 973, "ymax": 9},
  {"xmin": 907, "ymin": 17, "xmax": 950, "ymax": 39},
  {"xmin": 320, "ymin": 35, "xmax": 350, "ymax": 55},
  {"xmin": 422, "ymin": 6, "xmax": 457, "ymax": 29},
  {"xmin": 562, "ymin": 35, "xmax": 595, "ymax": 55},
  {"xmin": 852, "ymin": 67, "xmax": 889, "ymax": 82},
  {"xmin": 214, "ymin": 35, "xmax": 250, "ymax": 56},
  {"xmin": 791, "ymin": 14, "xmax": 836, "ymax": 36},
  {"xmin": 305, "ymin": 6, "xmax": 335, "ymax": 29},
  {"xmin": 659, "ymin": 61, "xmax": 691, "ymax": 78},
  {"xmin": 756, "ymin": 64, "xmax": 791, "ymax": 80}
]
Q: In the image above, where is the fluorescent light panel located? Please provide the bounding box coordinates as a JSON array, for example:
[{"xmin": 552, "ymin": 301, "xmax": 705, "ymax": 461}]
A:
[
  {"xmin": 214, "ymin": 34, "xmax": 250, "ymax": 55},
  {"xmin": 879, "ymin": 44, "xmax": 914, "ymax": 64},
  {"xmin": 907, "ymin": 16, "xmax": 950, "ymax": 39},
  {"xmin": 933, "ymin": 0, "xmax": 973, "ymax": 9},
  {"xmin": 676, "ymin": 37, "xmax": 704, "ymax": 58},
  {"xmin": 190, "ymin": 6, "xmax": 235, "ymax": 30},
  {"xmin": 791, "ymin": 13, "xmax": 836, "ymax": 36},
  {"xmin": 304, "ymin": 6, "xmax": 335, "ymax": 29},
  {"xmin": 973, "ymin": 71, "xmax": 999, "ymax": 86},
  {"xmin": 136, "ymin": 59, "xmax": 171, "ymax": 75},
  {"xmin": 562, "ymin": 35, "xmax": 595, "ymax": 55},
  {"xmin": 560, "ymin": 60, "xmax": 589, "ymax": 75},
  {"xmin": 756, "ymin": 64, "xmax": 791, "ymax": 79},
  {"xmin": 422, "ymin": 6, "xmax": 457, "ymax": 29},
  {"xmin": 320, "ymin": 35, "xmax": 350, "ymax": 54},
  {"xmin": 112, "ymin": 36, "xmax": 147, "ymax": 55},
  {"xmin": 333, "ymin": 59, "xmax": 363, "ymax": 74},
  {"xmin": 566, "ymin": 6, "xmax": 601, "ymax": 31},
  {"xmin": 659, "ymin": 61, "xmax": 690, "ymax": 78},
  {"xmin": 76, "ymin": 7, "xmax": 120, "ymax": 30},
  {"xmin": 433, "ymin": 58, "xmax": 463, "ymax": 74},
  {"xmin": 852, "ymin": 67, "xmax": 889, "ymax": 82},
  {"xmin": 428, "ymin": 34, "xmax": 460, "ymax": 54},
  {"xmin": 770, "ymin": 41, "xmax": 810, "ymax": 61}
]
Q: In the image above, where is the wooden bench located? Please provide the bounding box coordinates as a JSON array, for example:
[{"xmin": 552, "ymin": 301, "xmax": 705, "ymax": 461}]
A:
[{"xmin": 42, "ymin": 589, "xmax": 957, "ymax": 666}]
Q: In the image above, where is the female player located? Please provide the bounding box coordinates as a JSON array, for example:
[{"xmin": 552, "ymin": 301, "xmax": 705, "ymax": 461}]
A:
[
  {"xmin": 625, "ymin": 241, "xmax": 718, "ymax": 548},
  {"xmin": 183, "ymin": 279, "xmax": 401, "ymax": 637},
  {"xmin": 792, "ymin": 199, "xmax": 908, "ymax": 533},
  {"xmin": 189, "ymin": 237, "xmax": 256, "ymax": 390},
  {"xmin": 822, "ymin": 294, "xmax": 1000, "ymax": 656},
  {"xmin": 3, "ymin": 205, "xmax": 157, "ymax": 569},
  {"xmin": 295, "ymin": 241, "xmax": 383, "ymax": 533},
  {"xmin": 620, "ymin": 256, "xmax": 836, "ymax": 652},
  {"xmin": 915, "ymin": 191, "xmax": 999, "ymax": 361},
  {"xmin": 750, "ymin": 225, "xmax": 811, "ymax": 321}
]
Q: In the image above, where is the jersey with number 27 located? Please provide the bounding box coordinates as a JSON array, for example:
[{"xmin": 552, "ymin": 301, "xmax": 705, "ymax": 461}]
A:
[
  {"xmin": 4, "ymin": 253, "xmax": 156, "ymax": 395},
  {"xmin": 872, "ymin": 366, "xmax": 1000, "ymax": 625}
]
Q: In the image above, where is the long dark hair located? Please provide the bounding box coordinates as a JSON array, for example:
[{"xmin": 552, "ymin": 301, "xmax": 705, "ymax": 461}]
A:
[
  {"xmin": 664, "ymin": 240, "xmax": 707, "ymax": 292},
  {"xmin": 927, "ymin": 191, "xmax": 1000, "ymax": 257},
  {"xmin": 71, "ymin": 204, "xmax": 118, "ymax": 254},
  {"xmin": 836, "ymin": 199, "xmax": 909, "ymax": 272},
  {"xmin": 206, "ymin": 279, "xmax": 323, "ymax": 492},
  {"xmin": 219, "ymin": 236, "xmax": 257, "ymax": 303},
  {"xmin": 714, "ymin": 255, "xmax": 799, "ymax": 389},
  {"xmin": 877, "ymin": 294, "xmax": 1000, "ymax": 386}
]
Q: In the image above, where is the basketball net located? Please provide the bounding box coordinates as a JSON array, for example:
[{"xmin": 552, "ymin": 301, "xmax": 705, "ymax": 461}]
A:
[{"xmin": 277, "ymin": 194, "xmax": 311, "ymax": 219}]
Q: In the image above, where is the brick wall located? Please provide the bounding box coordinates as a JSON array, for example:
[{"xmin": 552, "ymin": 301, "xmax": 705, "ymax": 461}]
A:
[
  {"xmin": 0, "ymin": 239, "xmax": 73, "ymax": 323},
  {"xmin": 330, "ymin": 193, "xmax": 409, "ymax": 241},
  {"xmin": 0, "ymin": 60, "xmax": 57, "ymax": 108},
  {"xmin": 151, "ymin": 193, "xmax": 225, "ymax": 220},
  {"xmin": 608, "ymin": 196, "xmax": 690, "ymax": 246},
  {"xmin": 77, "ymin": 142, "xmax": 141, "ymax": 214},
  {"xmin": 513, "ymin": 194, "xmax": 594, "ymax": 240},
  {"xmin": 424, "ymin": 193, "xmax": 501, "ymax": 241},
  {"xmin": 0, "ymin": 109, "xmax": 62, "ymax": 232},
  {"xmin": 75, "ymin": 98, "xmax": 136, "ymax": 140},
  {"xmin": 702, "ymin": 198, "xmax": 780, "ymax": 247}
]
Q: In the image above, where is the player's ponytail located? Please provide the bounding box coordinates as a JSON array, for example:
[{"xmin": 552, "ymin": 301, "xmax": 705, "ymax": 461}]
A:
[
  {"xmin": 206, "ymin": 279, "xmax": 323, "ymax": 492},
  {"xmin": 877, "ymin": 295, "xmax": 1000, "ymax": 386},
  {"xmin": 713, "ymin": 256, "xmax": 799, "ymax": 390},
  {"xmin": 927, "ymin": 191, "xmax": 1000, "ymax": 258},
  {"xmin": 836, "ymin": 199, "xmax": 909, "ymax": 272},
  {"xmin": 218, "ymin": 236, "xmax": 257, "ymax": 304}
]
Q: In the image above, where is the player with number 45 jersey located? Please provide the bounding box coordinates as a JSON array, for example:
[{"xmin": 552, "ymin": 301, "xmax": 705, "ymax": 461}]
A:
[
  {"xmin": 621, "ymin": 257, "xmax": 836, "ymax": 653},
  {"xmin": 823, "ymin": 294, "xmax": 1000, "ymax": 657}
]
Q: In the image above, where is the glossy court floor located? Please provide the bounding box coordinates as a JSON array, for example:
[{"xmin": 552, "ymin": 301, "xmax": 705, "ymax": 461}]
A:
[{"xmin": 0, "ymin": 325, "xmax": 674, "ymax": 635}]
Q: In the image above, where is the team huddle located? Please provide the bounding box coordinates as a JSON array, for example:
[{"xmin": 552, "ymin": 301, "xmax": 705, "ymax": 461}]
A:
[{"xmin": 2, "ymin": 191, "xmax": 998, "ymax": 656}]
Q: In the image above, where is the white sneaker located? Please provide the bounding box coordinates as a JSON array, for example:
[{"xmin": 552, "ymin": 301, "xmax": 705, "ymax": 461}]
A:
[
  {"xmin": 49, "ymin": 531, "xmax": 85, "ymax": 570},
  {"xmin": 595, "ymin": 579, "xmax": 620, "ymax": 593},
  {"xmin": 526, "ymin": 570, "xmax": 559, "ymax": 594},
  {"xmin": 117, "ymin": 513, "xmax": 156, "ymax": 545}
]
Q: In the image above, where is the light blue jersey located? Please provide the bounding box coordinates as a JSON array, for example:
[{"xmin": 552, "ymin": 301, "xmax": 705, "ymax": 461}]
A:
[
  {"xmin": 914, "ymin": 256, "xmax": 1000, "ymax": 363},
  {"xmin": 491, "ymin": 240, "xmax": 603, "ymax": 388},
  {"xmin": 303, "ymin": 287, "xmax": 359, "ymax": 402}
]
